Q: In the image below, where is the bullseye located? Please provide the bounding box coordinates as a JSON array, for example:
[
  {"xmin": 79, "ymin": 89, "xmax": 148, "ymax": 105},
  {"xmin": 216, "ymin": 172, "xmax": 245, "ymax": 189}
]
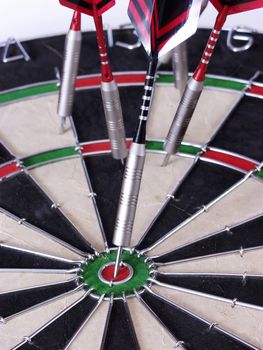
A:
[
  {"xmin": 81, "ymin": 250, "xmax": 151, "ymax": 296},
  {"xmin": 98, "ymin": 262, "xmax": 133, "ymax": 285}
]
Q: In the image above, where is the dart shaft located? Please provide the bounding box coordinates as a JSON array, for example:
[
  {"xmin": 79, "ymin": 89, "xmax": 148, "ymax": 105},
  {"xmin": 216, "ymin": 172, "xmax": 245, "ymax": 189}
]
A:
[
  {"xmin": 101, "ymin": 81, "xmax": 128, "ymax": 160},
  {"xmin": 93, "ymin": 14, "xmax": 113, "ymax": 82},
  {"xmin": 57, "ymin": 12, "xmax": 81, "ymax": 119},
  {"xmin": 193, "ymin": 5, "xmax": 228, "ymax": 82},
  {"xmin": 164, "ymin": 78, "xmax": 203, "ymax": 155}
]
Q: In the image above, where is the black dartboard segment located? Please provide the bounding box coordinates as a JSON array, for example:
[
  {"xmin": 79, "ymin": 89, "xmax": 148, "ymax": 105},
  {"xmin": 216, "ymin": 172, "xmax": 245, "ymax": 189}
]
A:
[
  {"xmin": 101, "ymin": 300, "xmax": 139, "ymax": 350},
  {"xmin": 0, "ymin": 173, "xmax": 93, "ymax": 254},
  {"xmin": 210, "ymin": 96, "xmax": 263, "ymax": 162},
  {"xmin": 72, "ymin": 86, "xmax": 143, "ymax": 143},
  {"xmin": 137, "ymin": 161, "xmax": 243, "ymax": 250},
  {"xmin": 0, "ymin": 245, "xmax": 77, "ymax": 270},
  {"xmin": 256, "ymin": 72, "xmax": 263, "ymax": 83},
  {"xmin": 1, "ymin": 279, "xmax": 79, "ymax": 319},
  {"xmin": 16, "ymin": 294, "xmax": 98, "ymax": 350},
  {"xmin": 83, "ymin": 155, "xmax": 124, "ymax": 246},
  {"xmin": 0, "ymin": 143, "xmax": 14, "ymax": 165},
  {"xmin": 140, "ymin": 290, "xmax": 254, "ymax": 350},
  {"xmin": 156, "ymin": 273, "xmax": 263, "ymax": 308},
  {"xmin": 153, "ymin": 214, "xmax": 263, "ymax": 264}
]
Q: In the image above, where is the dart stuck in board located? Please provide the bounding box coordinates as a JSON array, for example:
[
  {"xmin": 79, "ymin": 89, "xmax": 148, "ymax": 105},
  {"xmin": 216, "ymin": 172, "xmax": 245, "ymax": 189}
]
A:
[
  {"xmin": 57, "ymin": 10, "xmax": 82, "ymax": 133},
  {"xmin": 113, "ymin": 0, "xmax": 203, "ymax": 277},
  {"xmin": 163, "ymin": 0, "xmax": 263, "ymax": 166},
  {"xmin": 59, "ymin": 0, "xmax": 127, "ymax": 161}
]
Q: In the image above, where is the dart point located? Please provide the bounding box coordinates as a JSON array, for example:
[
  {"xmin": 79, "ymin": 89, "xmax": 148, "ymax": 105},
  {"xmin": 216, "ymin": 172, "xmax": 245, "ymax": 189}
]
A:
[
  {"xmin": 161, "ymin": 153, "xmax": 170, "ymax": 167},
  {"xmin": 113, "ymin": 246, "xmax": 123, "ymax": 279}
]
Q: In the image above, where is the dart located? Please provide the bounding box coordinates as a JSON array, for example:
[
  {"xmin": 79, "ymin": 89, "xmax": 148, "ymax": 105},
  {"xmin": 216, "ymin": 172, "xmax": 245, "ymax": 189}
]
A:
[
  {"xmin": 59, "ymin": 0, "xmax": 127, "ymax": 162},
  {"xmin": 57, "ymin": 10, "xmax": 82, "ymax": 133},
  {"xmin": 92, "ymin": 7, "xmax": 128, "ymax": 162},
  {"xmin": 113, "ymin": 0, "xmax": 203, "ymax": 278},
  {"xmin": 163, "ymin": 0, "xmax": 263, "ymax": 166}
]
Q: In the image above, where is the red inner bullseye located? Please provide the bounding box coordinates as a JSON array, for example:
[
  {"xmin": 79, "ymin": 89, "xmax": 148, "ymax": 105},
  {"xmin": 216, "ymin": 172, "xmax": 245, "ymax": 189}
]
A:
[{"xmin": 101, "ymin": 264, "xmax": 131, "ymax": 283}]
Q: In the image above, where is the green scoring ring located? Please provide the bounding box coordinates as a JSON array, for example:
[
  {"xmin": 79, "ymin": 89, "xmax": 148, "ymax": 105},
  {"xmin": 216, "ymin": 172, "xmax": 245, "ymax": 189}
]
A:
[{"xmin": 80, "ymin": 250, "xmax": 151, "ymax": 297}]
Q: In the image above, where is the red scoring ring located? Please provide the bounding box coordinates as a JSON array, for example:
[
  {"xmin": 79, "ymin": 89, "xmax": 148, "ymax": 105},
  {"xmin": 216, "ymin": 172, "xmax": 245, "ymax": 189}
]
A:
[{"xmin": 99, "ymin": 262, "xmax": 133, "ymax": 285}]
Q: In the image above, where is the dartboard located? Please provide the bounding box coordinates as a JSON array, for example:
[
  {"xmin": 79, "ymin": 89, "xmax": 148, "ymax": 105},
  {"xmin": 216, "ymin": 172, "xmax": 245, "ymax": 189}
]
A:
[{"xmin": 0, "ymin": 29, "xmax": 263, "ymax": 350}]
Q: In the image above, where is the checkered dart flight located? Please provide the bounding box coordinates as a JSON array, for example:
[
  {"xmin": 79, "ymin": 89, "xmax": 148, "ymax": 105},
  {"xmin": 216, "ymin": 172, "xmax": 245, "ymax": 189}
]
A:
[
  {"xmin": 59, "ymin": 0, "xmax": 127, "ymax": 162},
  {"xmin": 113, "ymin": 0, "xmax": 203, "ymax": 279},
  {"xmin": 163, "ymin": 0, "xmax": 263, "ymax": 166}
]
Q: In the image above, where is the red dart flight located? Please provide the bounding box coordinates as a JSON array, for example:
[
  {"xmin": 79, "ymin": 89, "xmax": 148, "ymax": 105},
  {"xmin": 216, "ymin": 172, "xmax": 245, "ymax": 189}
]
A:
[
  {"xmin": 59, "ymin": 0, "xmax": 115, "ymax": 16},
  {"xmin": 210, "ymin": 0, "xmax": 263, "ymax": 14}
]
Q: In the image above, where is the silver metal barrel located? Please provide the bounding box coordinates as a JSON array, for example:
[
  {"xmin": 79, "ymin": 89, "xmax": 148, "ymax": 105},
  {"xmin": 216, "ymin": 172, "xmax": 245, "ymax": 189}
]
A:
[
  {"xmin": 101, "ymin": 80, "xmax": 128, "ymax": 161},
  {"xmin": 164, "ymin": 78, "xmax": 203, "ymax": 156},
  {"xmin": 113, "ymin": 143, "xmax": 145, "ymax": 247},
  {"xmin": 57, "ymin": 30, "xmax": 82, "ymax": 121},
  {"xmin": 172, "ymin": 41, "xmax": 188, "ymax": 96}
]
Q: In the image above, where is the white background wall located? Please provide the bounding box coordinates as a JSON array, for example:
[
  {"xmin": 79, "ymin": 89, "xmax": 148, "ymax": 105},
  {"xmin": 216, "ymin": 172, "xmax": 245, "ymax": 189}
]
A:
[{"xmin": 0, "ymin": 0, "xmax": 263, "ymax": 43}]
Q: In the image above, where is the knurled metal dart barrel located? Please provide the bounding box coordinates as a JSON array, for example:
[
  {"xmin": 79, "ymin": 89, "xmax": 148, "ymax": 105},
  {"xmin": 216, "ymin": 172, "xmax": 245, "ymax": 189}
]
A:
[
  {"xmin": 113, "ymin": 142, "xmax": 146, "ymax": 247},
  {"xmin": 163, "ymin": 78, "xmax": 203, "ymax": 164},
  {"xmin": 113, "ymin": 59, "xmax": 158, "ymax": 275},
  {"xmin": 163, "ymin": 6, "xmax": 229, "ymax": 166},
  {"xmin": 57, "ymin": 11, "xmax": 82, "ymax": 133},
  {"xmin": 94, "ymin": 15, "xmax": 127, "ymax": 162},
  {"xmin": 101, "ymin": 80, "xmax": 127, "ymax": 161},
  {"xmin": 172, "ymin": 41, "xmax": 188, "ymax": 96}
]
